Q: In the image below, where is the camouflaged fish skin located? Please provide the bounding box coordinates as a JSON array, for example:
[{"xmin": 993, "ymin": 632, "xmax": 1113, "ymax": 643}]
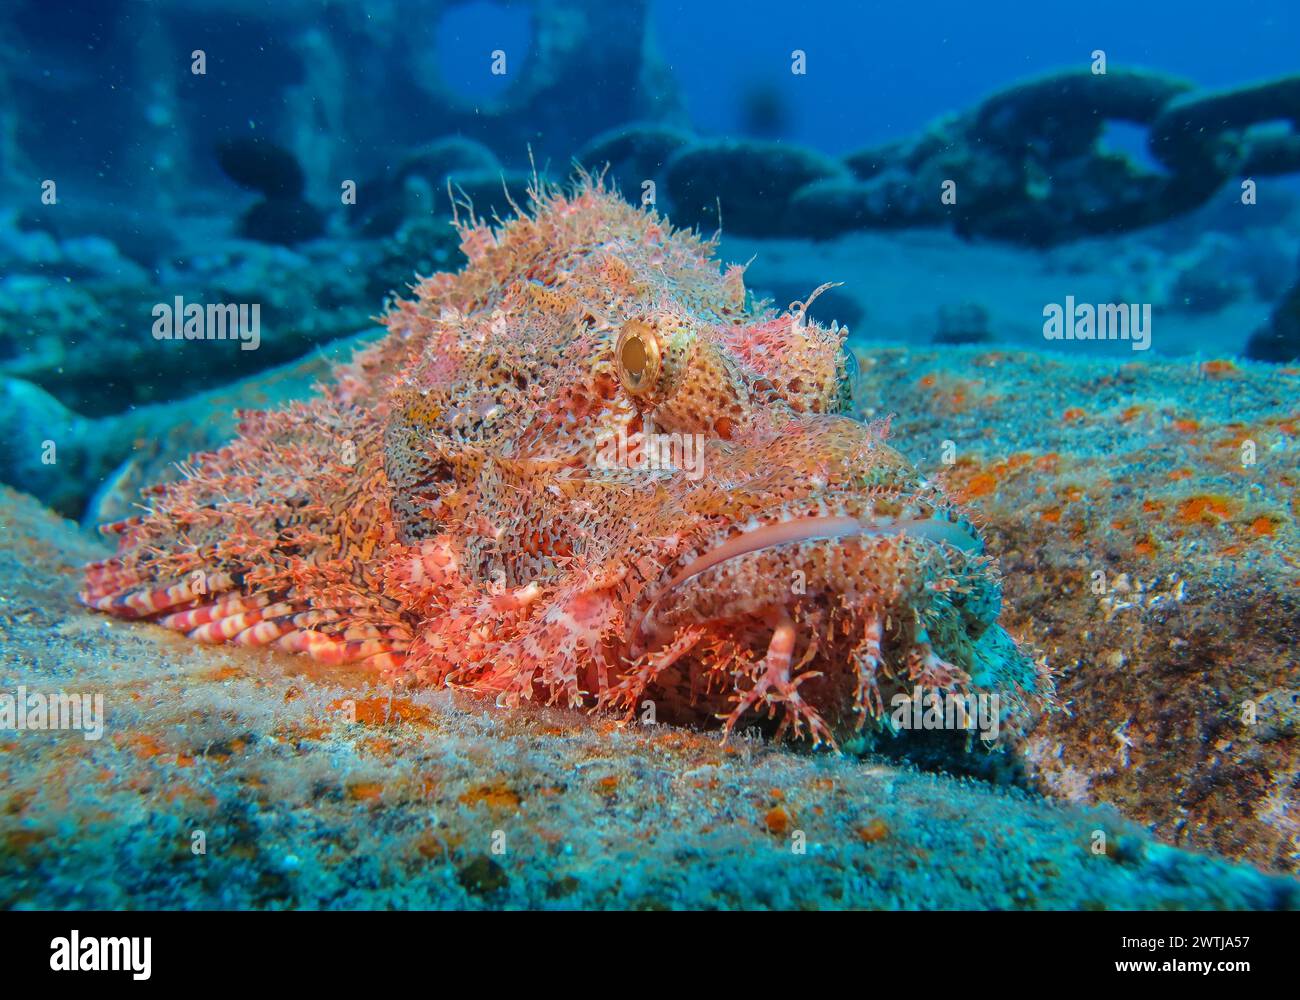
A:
[{"xmin": 82, "ymin": 180, "xmax": 1044, "ymax": 747}]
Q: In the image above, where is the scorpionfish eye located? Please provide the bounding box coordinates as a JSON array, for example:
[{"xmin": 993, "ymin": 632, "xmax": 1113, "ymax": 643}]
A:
[
  {"xmin": 616, "ymin": 318, "xmax": 661, "ymax": 397},
  {"xmin": 613, "ymin": 311, "xmax": 751, "ymax": 438}
]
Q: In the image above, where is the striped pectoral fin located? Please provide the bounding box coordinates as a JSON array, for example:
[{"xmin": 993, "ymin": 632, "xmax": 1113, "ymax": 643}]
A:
[
  {"xmin": 87, "ymin": 569, "xmax": 410, "ymax": 672},
  {"xmin": 272, "ymin": 627, "xmax": 408, "ymax": 669},
  {"xmin": 175, "ymin": 597, "xmax": 408, "ymax": 668},
  {"xmin": 161, "ymin": 595, "xmax": 292, "ymax": 642},
  {"xmin": 157, "ymin": 593, "xmax": 268, "ymax": 632},
  {"xmin": 79, "ymin": 566, "xmax": 237, "ymax": 619}
]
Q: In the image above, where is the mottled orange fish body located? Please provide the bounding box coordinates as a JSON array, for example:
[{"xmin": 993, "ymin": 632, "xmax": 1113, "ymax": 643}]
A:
[{"xmin": 82, "ymin": 179, "xmax": 1044, "ymax": 747}]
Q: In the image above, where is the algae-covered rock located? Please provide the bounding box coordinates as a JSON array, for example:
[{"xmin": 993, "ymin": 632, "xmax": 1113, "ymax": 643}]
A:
[
  {"xmin": 851, "ymin": 344, "xmax": 1300, "ymax": 873},
  {"xmin": 0, "ymin": 486, "xmax": 1293, "ymax": 909}
]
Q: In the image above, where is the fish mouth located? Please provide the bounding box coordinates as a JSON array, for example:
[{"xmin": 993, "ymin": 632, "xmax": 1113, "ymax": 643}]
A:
[{"xmin": 627, "ymin": 509, "xmax": 983, "ymax": 656}]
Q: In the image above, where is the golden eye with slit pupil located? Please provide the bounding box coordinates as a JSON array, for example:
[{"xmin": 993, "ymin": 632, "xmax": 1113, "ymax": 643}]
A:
[{"xmin": 616, "ymin": 320, "xmax": 661, "ymax": 397}]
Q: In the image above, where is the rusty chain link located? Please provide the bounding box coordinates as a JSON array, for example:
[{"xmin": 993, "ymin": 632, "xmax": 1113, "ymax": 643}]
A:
[{"xmin": 647, "ymin": 68, "xmax": 1300, "ymax": 245}]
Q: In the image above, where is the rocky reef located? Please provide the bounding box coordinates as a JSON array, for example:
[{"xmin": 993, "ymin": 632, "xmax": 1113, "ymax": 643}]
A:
[
  {"xmin": 0, "ymin": 486, "xmax": 1294, "ymax": 909},
  {"xmin": 1, "ymin": 325, "xmax": 1296, "ymax": 898},
  {"xmin": 853, "ymin": 345, "xmax": 1299, "ymax": 873}
]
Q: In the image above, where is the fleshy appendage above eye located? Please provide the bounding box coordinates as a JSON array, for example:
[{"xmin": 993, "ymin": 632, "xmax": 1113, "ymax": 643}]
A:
[{"xmin": 615, "ymin": 318, "xmax": 662, "ymax": 398}]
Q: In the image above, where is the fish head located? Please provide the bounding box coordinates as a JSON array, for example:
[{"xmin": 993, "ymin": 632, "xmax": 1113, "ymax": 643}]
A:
[{"xmin": 591, "ymin": 305, "xmax": 1039, "ymax": 743}]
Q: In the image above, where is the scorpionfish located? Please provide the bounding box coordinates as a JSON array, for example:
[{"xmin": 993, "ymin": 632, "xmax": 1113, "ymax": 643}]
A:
[{"xmin": 82, "ymin": 178, "xmax": 1043, "ymax": 747}]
